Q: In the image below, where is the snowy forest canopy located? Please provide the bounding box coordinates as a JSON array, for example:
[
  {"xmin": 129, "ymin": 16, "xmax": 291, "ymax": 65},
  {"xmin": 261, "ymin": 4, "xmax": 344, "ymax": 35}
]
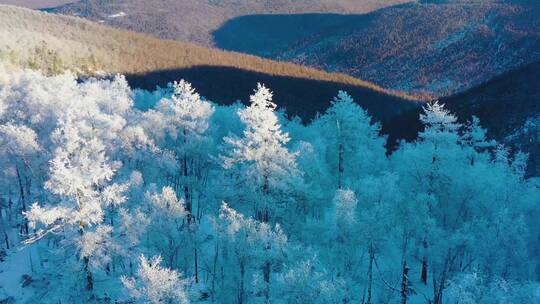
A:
[{"xmin": 0, "ymin": 67, "xmax": 539, "ymax": 304}]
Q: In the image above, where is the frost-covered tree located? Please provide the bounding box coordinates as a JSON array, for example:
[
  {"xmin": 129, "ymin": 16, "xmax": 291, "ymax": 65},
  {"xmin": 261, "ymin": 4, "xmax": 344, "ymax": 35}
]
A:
[
  {"xmin": 0, "ymin": 123, "xmax": 41, "ymax": 236},
  {"xmin": 356, "ymin": 173, "xmax": 401, "ymax": 304},
  {"xmin": 277, "ymin": 257, "xmax": 346, "ymax": 304},
  {"xmin": 0, "ymin": 68, "xmax": 538, "ymax": 304},
  {"xmin": 445, "ymin": 272, "xmax": 540, "ymax": 304},
  {"xmin": 13, "ymin": 74, "xmax": 136, "ymax": 294},
  {"xmin": 314, "ymin": 91, "xmax": 386, "ymax": 190},
  {"xmin": 462, "ymin": 116, "xmax": 495, "ymax": 163},
  {"xmin": 141, "ymin": 186, "xmax": 187, "ymax": 268},
  {"xmin": 122, "ymin": 254, "xmax": 190, "ymax": 304},
  {"xmin": 392, "ymin": 101, "xmax": 537, "ymax": 303},
  {"xmin": 395, "ymin": 101, "xmax": 463, "ymax": 291},
  {"xmin": 221, "ymin": 83, "xmax": 300, "ymax": 222},
  {"xmin": 333, "ymin": 189, "xmax": 357, "ymax": 230},
  {"xmin": 117, "ymin": 207, "xmax": 150, "ymax": 272},
  {"xmin": 331, "ymin": 189, "xmax": 358, "ymax": 278},
  {"xmin": 216, "ymin": 202, "xmax": 287, "ymax": 303},
  {"xmin": 155, "ymin": 80, "xmax": 214, "ymax": 221},
  {"xmin": 24, "ymin": 112, "xmax": 128, "ymax": 290}
]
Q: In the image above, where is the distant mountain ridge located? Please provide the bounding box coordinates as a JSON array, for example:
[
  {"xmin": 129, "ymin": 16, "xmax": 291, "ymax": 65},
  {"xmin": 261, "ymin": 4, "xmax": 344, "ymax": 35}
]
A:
[
  {"xmin": 50, "ymin": 0, "xmax": 540, "ymax": 97},
  {"xmin": 3, "ymin": 4, "xmax": 538, "ymax": 173},
  {"xmin": 49, "ymin": 0, "xmax": 409, "ymax": 46},
  {"xmin": 213, "ymin": 1, "xmax": 540, "ymax": 97},
  {"xmin": 0, "ymin": 5, "xmax": 419, "ymax": 139}
]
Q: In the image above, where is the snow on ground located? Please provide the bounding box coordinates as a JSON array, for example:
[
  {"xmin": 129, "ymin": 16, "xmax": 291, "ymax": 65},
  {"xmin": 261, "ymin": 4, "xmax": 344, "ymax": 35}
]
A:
[
  {"xmin": 108, "ymin": 12, "xmax": 126, "ymax": 18},
  {"xmin": 0, "ymin": 231, "xmax": 39, "ymax": 303}
]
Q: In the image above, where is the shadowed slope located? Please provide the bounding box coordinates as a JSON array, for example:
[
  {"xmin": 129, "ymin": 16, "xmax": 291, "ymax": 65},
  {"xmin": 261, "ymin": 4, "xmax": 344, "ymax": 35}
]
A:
[
  {"xmin": 126, "ymin": 66, "xmax": 422, "ymax": 150},
  {"xmin": 125, "ymin": 65, "xmax": 418, "ymax": 125},
  {"xmin": 390, "ymin": 61, "xmax": 540, "ymax": 174},
  {"xmin": 50, "ymin": 0, "xmax": 409, "ymax": 46},
  {"xmin": 0, "ymin": 5, "xmax": 421, "ymax": 145},
  {"xmin": 213, "ymin": 2, "xmax": 540, "ymax": 96},
  {"xmin": 443, "ymin": 60, "xmax": 540, "ymax": 174},
  {"xmin": 0, "ymin": 4, "xmax": 412, "ymax": 99}
]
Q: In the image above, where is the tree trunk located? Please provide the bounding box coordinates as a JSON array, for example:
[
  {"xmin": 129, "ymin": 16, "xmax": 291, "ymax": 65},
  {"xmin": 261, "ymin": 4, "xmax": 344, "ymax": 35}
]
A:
[
  {"xmin": 109, "ymin": 205, "xmax": 115, "ymax": 227},
  {"xmin": 8, "ymin": 195, "xmax": 13, "ymax": 222},
  {"xmin": 182, "ymin": 129, "xmax": 192, "ymax": 224},
  {"xmin": 367, "ymin": 244, "xmax": 374, "ymax": 304},
  {"xmin": 212, "ymin": 241, "xmax": 218, "ymax": 301},
  {"xmin": 239, "ymin": 261, "xmax": 245, "ymax": 304},
  {"xmin": 1, "ymin": 210, "xmax": 9, "ymax": 250},
  {"xmin": 79, "ymin": 226, "xmax": 93, "ymax": 291},
  {"xmin": 194, "ymin": 247, "xmax": 199, "ymax": 284},
  {"xmin": 401, "ymin": 260, "xmax": 410, "ymax": 304},
  {"xmin": 263, "ymin": 260, "xmax": 270, "ymax": 303},
  {"xmin": 256, "ymin": 175, "xmax": 270, "ymax": 223},
  {"xmin": 16, "ymin": 167, "xmax": 28, "ymax": 235},
  {"xmin": 338, "ymin": 142, "xmax": 344, "ymax": 189},
  {"xmin": 421, "ymin": 257, "xmax": 428, "ymax": 285},
  {"xmin": 183, "ymin": 156, "xmax": 192, "ymax": 220},
  {"xmin": 433, "ymin": 255, "xmax": 450, "ymax": 304},
  {"xmin": 421, "ymin": 238, "xmax": 428, "ymax": 285},
  {"xmin": 83, "ymin": 256, "xmax": 93, "ymax": 291},
  {"xmin": 336, "ymin": 118, "xmax": 344, "ymax": 190}
]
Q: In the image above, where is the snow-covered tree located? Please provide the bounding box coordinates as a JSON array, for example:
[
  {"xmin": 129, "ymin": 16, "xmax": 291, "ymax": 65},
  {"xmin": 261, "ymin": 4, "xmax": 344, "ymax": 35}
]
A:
[
  {"xmin": 24, "ymin": 112, "xmax": 128, "ymax": 290},
  {"xmin": 0, "ymin": 68, "xmax": 538, "ymax": 304},
  {"xmin": 333, "ymin": 189, "xmax": 357, "ymax": 229},
  {"xmin": 277, "ymin": 257, "xmax": 346, "ymax": 304},
  {"xmin": 445, "ymin": 272, "xmax": 540, "ymax": 304},
  {"xmin": 122, "ymin": 254, "xmax": 190, "ymax": 304},
  {"xmin": 221, "ymin": 83, "xmax": 300, "ymax": 222},
  {"xmin": 330, "ymin": 188, "xmax": 359, "ymax": 284},
  {"xmin": 155, "ymin": 80, "xmax": 214, "ymax": 221},
  {"xmin": 0, "ymin": 123, "xmax": 41, "ymax": 236},
  {"xmin": 141, "ymin": 186, "xmax": 187, "ymax": 268},
  {"xmin": 216, "ymin": 202, "xmax": 287, "ymax": 303},
  {"xmin": 392, "ymin": 101, "xmax": 539, "ymax": 303},
  {"xmin": 314, "ymin": 91, "xmax": 386, "ymax": 190}
]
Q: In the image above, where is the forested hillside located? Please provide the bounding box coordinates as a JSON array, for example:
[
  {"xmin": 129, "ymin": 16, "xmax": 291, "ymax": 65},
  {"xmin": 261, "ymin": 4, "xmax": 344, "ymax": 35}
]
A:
[
  {"xmin": 0, "ymin": 67, "xmax": 539, "ymax": 303},
  {"xmin": 51, "ymin": 1, "xmax": 540, "ymax": 97},
  {"xmin": 0, "ymin": 5, "xmax": 419, "ymax": 138},
  {"xmin": 0, "ymin": 5, "xmax": 381, "ymax": 86},
  {"xmin": 213, "ymin": 1, "xmax": 540, "ymax": 96},
  {"xmin": 50, "ymin": 0, "xmax": 409, "ymax": 46},
  {"xmin": 0, "ymin": 2, "xmax": 539, "ymax": 304},
  {"xmin": 443, "ymin": 60, "xmax": 540, "ymax": 175},
  {"xmin": 385, "ymin": 59, "xmax": 540, "ymax": 175}
]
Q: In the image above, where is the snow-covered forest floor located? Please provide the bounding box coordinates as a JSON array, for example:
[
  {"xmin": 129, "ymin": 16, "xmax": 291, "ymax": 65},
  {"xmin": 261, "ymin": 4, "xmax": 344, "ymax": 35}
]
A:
[{"xmin": 0, "ymin": 66, "xmax": 539, "ymax": 303}]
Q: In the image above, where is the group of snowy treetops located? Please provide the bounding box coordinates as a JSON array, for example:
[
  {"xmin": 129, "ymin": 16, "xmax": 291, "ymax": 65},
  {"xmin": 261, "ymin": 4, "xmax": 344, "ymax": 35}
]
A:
[{"xmin": 0, "ymin": 67, "xmax": 539, "ymax": 304}]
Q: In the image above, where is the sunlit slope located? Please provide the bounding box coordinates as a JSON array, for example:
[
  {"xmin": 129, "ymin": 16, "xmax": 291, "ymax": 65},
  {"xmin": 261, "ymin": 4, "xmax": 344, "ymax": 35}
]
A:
[
  {"xmin": 0, "ymin": 5, "xmax": 407, "ymax": 94},
  {"xmin": 0, "ymin": 5, "xmax": 419, "ymax": 132},
  {"xmin": 0, "ymin": 0, "xmax": 77, "ymax": 9}
]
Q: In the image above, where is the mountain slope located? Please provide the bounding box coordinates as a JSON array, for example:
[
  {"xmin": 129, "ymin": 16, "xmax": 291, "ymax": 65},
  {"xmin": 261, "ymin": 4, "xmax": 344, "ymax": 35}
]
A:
[
  {"xmin": 443, "ymin": 60, "xmax": 540, "ymax": 175},
  {"xmin": 389, "ymin": 60, "xmax": 540, "ymax": 175},
  {"xmin": 49, "ymin": 0, "xmax": 409, "ymax": 47},
  {"xmin": 0, "ymin": 5, "xmax": 396, "ymax": 91},
  {"xmin": 52, "ymin": 1, "xmax": 540, "ymax": 98},
  {"xmin": 0, "ymin": 5, "xmax": 418, "ymax": 133},
  {"xmin": 213, "ymin": 1, "xmax": 540, "ymax": 97},
  {"xmin": 0, "ymin": 0, "xmax": 76, "ymax": 9}
]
